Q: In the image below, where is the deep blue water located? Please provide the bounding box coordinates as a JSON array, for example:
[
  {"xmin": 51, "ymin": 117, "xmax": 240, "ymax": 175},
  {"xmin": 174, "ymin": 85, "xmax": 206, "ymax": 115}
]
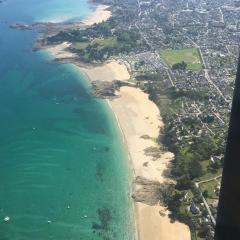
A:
[{"xmin": 0, "ymin": 1, "xmax": 135, "ymax": 239}]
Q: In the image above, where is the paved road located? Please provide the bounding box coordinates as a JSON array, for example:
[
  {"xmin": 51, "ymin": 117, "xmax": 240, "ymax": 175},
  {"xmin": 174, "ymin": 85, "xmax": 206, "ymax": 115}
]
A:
[
  {"xmin": 195, "ymin": 182, "xmax": 217, "ymax": 226},
  {"xmin": 195, "ymin": 175, "xmax": 222, "ymax": 226}
]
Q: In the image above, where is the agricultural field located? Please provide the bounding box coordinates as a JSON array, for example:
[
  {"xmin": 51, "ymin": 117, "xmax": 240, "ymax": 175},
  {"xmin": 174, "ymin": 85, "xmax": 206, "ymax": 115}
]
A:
[{"xmin": 160, "ymin": 48, "xmax": 203, "ymax": 71}]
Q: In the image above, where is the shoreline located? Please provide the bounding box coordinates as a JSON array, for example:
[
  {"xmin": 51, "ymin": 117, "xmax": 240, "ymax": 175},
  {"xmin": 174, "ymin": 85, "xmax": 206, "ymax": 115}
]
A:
[
  {"xmin": 48, "ymin": 45, "xmax": 191, "ymax": 240},
  {"xmin": 68, "ymin": 53, "xmax": 191, "ymax": 239},
  {"xmin": 106, "ymin": 99, "xmax": 140, "ymax": 240},
  {"xmin": 43, "ymin": 3, "xmax": 191, "ymax": 240},
  {"xmin": 108, "ymin": 86, "xmax": 191, "ymax": 240},
  {"xmin": 81, "ymin": 4, "xmax": 111, "ymax": 25}
]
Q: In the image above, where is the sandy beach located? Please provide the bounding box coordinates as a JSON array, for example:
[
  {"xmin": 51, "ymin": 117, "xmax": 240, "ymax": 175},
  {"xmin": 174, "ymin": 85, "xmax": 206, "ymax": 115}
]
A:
[
  {"xmin": 47, "ymin": 42, "xmax": 76, "ymax": 59},
  {"xmin": 82, "ymin": 5, "xmax": 111, "ymax": 25},
  {"xmin": 48, "ymin": 38, "xmax": 191, "ymax": 240},
  {"xmin": 46, "ymin": 4, "xmax": 191, "ymax": 239},
  {"xmin": 109, "ymin": 86, "xmax": 191, "ymax": 240},
  {"xmin": 47, "ymin": 43, "xmax": 130, "ymax": 82},
  {"xmin": 78, "ymin": 60, "xmax": 130, "ymax": 82}
]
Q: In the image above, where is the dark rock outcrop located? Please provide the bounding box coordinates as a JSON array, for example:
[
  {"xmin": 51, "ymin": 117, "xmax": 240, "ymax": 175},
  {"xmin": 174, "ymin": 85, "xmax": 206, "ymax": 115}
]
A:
[
  {"xmin": 92, "ymin": 80, "xmax": 123, "ymax": 99},
  {"xmin": 132, "ymin": 176, "xmax": 163, "ymax": 205}
]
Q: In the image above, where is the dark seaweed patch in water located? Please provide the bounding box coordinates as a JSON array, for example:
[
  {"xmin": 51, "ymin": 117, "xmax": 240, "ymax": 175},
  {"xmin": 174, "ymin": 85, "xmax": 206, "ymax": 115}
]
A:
[
  {"xmin": 92, "ymin": 208, "xmax": 111, "ymax": 231},
  {"xmin": 57, "ymin": 96, "xmax": 79, "ymax": 104},
  {"xmin": 96, "ymin": 161, "xmax": 104, "ymax": 182},
  {"xmin": 73, "ymin": 107, "xmax": 82, "ymax": 114},
  {"xmin": 104, "ymin": 147, "xmax": 110, "ymax": 152},
  {"xmin": 39, "ymin": 85, "xmax": 87, "ymax": 99},
  {"xmin": 91, "ymin": 208, "xmax": 114, "ymax": 240},
  {"xmin": 32, "ymin": 78, "xmax": 90, "ymax": 100},
  {"xmin": 99, "ymin": 147, "xmax": 111, "ymax": 153}
]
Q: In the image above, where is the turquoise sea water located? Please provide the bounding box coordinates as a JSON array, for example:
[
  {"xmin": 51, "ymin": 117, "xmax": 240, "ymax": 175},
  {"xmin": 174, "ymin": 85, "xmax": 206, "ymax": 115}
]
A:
[{"xmin": 0, "ymin": 1, "xmax": 135, "ymax": 239}]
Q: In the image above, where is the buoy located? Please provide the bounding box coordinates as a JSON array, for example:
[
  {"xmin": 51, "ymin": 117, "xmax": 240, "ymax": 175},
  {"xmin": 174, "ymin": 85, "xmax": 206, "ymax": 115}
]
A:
[
  {"xmin": 67, "ymin": 205, "xmax": 70, "ymax": 209},
  {"xmin": 84, "ymin": 215, "xmax": 87, "ymax": 218},
  {"xmin": 4, "ymin": 216, "xmax": 10, "ymax": 222}
]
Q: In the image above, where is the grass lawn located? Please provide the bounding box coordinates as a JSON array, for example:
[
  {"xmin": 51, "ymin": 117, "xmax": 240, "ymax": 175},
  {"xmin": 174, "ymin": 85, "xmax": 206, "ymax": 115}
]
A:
[
  {"xmin": 197, "ymin": 168, "xmax": 222, "ymax": 182},
  {"xmin": 92, "ymin": 37, "xmax": 118, "ymax": 49},
  {"xmin": 200, "ymin": 160, "xmax": 210, "ymax": 172},
  {"xmin": 71, "ymin": 37, "xmax": 118, "ymax": 51},
  {"xmin": 71, "ymin": 41, "xmax": 89, "ymax": 49},
  {"xmin": 158, "ymin": 95, "xmax": 178, "ymax": 116},
  {"xmin": 160, "ymin": 48, "xmax": 202, "ymax": 71},
  {"xmin": 199, "ymin": 180, "xmax": 219, "ymax": 199}
]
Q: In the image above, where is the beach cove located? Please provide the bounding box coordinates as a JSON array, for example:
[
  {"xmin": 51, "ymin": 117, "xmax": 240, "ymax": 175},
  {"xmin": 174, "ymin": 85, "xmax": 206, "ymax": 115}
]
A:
[
  {"xmin": 44, "ymin": 1, "xmax": 192, "ymax": 239},
  {"xmin": 0, "ymin": 0, "xmax": 192, "ymax": 239},
  {"xmin": 46, "ymin": 5, "xmax": 191, "ymax": 239}
]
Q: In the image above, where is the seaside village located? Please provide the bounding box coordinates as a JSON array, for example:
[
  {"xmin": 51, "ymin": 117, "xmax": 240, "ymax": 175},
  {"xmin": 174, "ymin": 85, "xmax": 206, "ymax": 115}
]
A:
[{"xmin": 8, "ymin": 0, "xmax": 240, "ymax": 239}]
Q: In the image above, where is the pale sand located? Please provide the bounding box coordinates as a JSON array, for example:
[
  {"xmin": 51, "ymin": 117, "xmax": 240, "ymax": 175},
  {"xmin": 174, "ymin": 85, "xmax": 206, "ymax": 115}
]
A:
[
  {"xmin": 110, "ymin": 87, "xmax": 171, "ymax": 182},
  {"xmin": 82, "ymin": 5, "xmax": 112, "ymax": 25},
  {"xmin": 47, "ymin": 43, "xmax": 130, "ymax": 82},
  {"xmin": 47, "ymin": 42, "xmax": 77, "ymax": 59},
  {"xmin": 109, "ymin": 86, "xmax": 191, "ymax": 240},
  {"xmin": 137, "ymin": 204, "xmax": 191, "ymax": 240},
  {"xmin": 79, "ymin": 60, "xmax": 130, "ymax": 82}
]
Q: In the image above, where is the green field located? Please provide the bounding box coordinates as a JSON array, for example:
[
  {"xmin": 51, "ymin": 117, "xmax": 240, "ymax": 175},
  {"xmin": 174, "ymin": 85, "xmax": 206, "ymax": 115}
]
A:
[
  {"xmin": 199, "ymin": 180, "xmax": 219, "ymax": 199},
  {"xmin": 71, "ymin": 41, "xmax": 89, "ymax": 49},
  {"xmin": 160, "ymin": 48, "xmax": 202, "ymax": 71},
  {"xmin": 71, "ymin": 37, "xmax": 118, "ymax": 50},
  {"xmin": 92, "ymin": 37, "xmax": 118, "ymax": 49}
]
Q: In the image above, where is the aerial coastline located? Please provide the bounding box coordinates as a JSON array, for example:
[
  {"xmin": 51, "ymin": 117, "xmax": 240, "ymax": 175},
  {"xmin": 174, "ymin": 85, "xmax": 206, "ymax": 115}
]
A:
[
  {"xmin": 7, "ymin": 0, "xmax": 192, "ymax": 238},
  {"xmin": 109, "ymin": 87, "xmax": 191, "ymax": 240},
  {"xmin": 1, "ymin": 1, "xmax": 137, "ymax": 238},
  {"xmin": 44, "ymin": 2, "xmax": 191, "ymax": 239},
  {"xmin": 6, "ymin": 0, "xmax": 238, "ymax": 238}
]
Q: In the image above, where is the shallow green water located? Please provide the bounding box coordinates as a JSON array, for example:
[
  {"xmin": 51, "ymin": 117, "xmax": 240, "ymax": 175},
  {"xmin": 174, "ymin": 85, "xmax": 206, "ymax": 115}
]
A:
[{"xmin": 0, "ymin": 1, "xmax": 135, "ymax": 239}]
